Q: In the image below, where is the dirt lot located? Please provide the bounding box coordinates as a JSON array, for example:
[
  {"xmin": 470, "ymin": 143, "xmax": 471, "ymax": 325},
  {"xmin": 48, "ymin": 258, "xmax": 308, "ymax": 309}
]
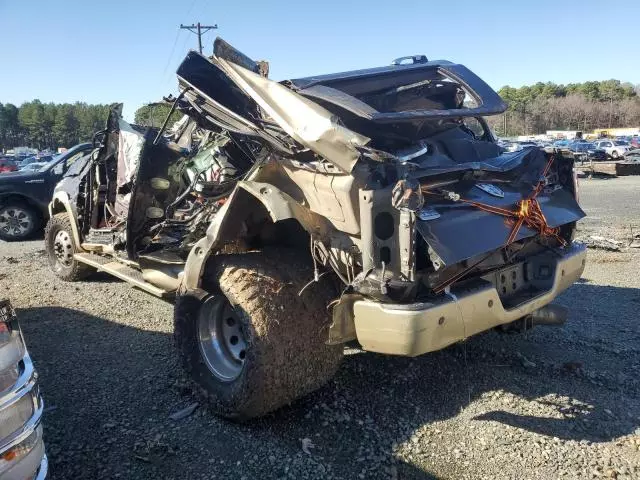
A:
[{"xmin": 1, "ymin": 177, "xmax": 639, "ymax": 480}]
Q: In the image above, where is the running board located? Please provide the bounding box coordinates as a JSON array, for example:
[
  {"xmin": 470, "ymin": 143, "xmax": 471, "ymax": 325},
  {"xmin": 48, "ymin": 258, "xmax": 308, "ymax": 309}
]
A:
[{"xmin": 74, "ymin": 253, "xmax": 172, "ymax": 298}]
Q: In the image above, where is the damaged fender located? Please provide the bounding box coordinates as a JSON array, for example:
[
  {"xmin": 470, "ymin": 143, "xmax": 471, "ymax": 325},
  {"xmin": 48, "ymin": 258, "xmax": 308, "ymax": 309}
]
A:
[
  {"xmin": 181, "ymin": 180, "xmax": 332, "ymax": 291},
  {"xmin": 48, "ymin": 191, "xmax": 84, "ymax": 249}
]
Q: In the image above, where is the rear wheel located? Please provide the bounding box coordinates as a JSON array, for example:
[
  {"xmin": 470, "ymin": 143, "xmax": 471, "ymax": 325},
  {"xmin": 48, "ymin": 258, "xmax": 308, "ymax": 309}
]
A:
[
  {"xmin": 45, "ymin": 213, "xmax": 93, "ymax": 281},
  {"xmin": 174, "ymin": 249, "xmax": 343, "ymax": 420},
  {"xmin": 0, "ymin": 203, "xmax": 39, "ymax": 241},
  {"xmin": 611, "ymin": 150, "xmax": 619, "ymax": 158}
]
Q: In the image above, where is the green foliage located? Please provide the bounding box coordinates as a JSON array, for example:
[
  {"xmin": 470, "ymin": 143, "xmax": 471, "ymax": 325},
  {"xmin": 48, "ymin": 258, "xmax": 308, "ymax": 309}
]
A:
[
  {"xmin": 491, "ymin": 79, "xmax": 640, "ymax": 136},
  {"xmin": 497, "ymin": 79, "xmax": 637, "ymax": 105},
  {"xmin": 0, "ymin": 103, "xmax": 20, "ymax": 149},
  {"xmin": 0, "ymin": 100, "xmax": 110, "ymax": 151},
  {"xmin": 134, "ymin": 103, "xmax": 182, "ymax": 128}
]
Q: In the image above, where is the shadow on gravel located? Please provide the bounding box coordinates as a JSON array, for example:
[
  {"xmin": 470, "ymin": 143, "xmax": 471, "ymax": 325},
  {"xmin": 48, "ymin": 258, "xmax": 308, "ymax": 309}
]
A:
[
  {"xmin": 462, "ymin": 281, "xmax": 640, "ymax": 443},
  {"xmin": 17, "ymin": 305, "xmax": 436, "ymax": 479},
  {"xmin": 14, "ymin": 281, "xmax": 639, "ymax": 479}
]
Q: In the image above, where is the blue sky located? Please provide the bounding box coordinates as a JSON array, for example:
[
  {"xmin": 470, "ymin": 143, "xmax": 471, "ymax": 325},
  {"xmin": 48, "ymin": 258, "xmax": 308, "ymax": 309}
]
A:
[{"xmin": 1, "ymin": 0, "xmax": 638, "ymax": 120}]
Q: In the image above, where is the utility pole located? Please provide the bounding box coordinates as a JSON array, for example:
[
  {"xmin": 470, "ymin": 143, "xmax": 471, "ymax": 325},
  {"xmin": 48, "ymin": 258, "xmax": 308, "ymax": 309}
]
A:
[{"xmin": 180, "ymin": 22, "xmax": 218, "ymax": 54}]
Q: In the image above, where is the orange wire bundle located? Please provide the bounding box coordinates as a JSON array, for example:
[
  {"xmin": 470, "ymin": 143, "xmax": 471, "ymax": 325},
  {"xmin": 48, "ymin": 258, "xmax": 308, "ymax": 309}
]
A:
[
  {"xmin": 422, "ymin": 154, "xmax": 567, "ymax": 293},
  {"xmin": 421, "ymin": 154, "xmax": 566, "ymax": 248}
]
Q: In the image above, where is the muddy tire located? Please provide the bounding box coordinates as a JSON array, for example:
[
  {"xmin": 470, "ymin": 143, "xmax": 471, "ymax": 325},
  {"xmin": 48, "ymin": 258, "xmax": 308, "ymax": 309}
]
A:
[
  {"xmin": 0, "ymin": 202, "xmax": 40, "ymax": 241},
  {"xmin": 45, "ymin": 213, "xmax": 93, "ymax": 281},
  {"xmin": 174, "ymin": 249, "xmax": 343, "ymax": 420}
]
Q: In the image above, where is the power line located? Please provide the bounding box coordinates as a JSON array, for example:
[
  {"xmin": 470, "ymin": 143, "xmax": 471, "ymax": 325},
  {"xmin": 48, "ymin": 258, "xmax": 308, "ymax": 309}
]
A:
[
  {"xmin": 162, "ymin": 28, "xmax": 183, "ymax": 77},
  {"xmin": 179, "ymin": 22, "xmax": 218, "ymax": 55},
  {"xmin": 186, "ymin": 0, "xmax": 199, "ymax": 16}
]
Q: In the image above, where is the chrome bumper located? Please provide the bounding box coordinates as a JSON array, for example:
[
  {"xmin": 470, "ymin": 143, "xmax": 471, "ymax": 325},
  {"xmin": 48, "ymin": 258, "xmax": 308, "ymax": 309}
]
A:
[
  {"xmin": 35, "ymin": 454, "xmax": 49, "ymax": 480},
  {"xmin": 0, "ymin": 331, "xmax": 46, "ymax": 479},
  {"xmin": 353, "ymin": 243, "xmax": 587, "ymax": 356}
]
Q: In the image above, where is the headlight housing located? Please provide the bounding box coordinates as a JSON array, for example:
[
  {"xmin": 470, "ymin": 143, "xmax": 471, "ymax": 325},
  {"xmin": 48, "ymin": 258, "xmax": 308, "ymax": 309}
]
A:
[
  {"xmin": 0, "ymin": 426, "xmax": 43, "ymax": 477},
  {"xmin": 0, "ymin": 302, "xmax": 26, "ymax": 394}
]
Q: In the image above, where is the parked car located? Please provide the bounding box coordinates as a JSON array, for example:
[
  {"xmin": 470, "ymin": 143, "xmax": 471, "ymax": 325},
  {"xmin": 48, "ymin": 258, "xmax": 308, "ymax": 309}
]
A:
[
  {"xmin": 0, "ymin": 299, "xmax": 47, "ymax": 479},
  {"xmin": 0, "ymin": 143, "xmax": 93, "ymax": 241},
  {"xmin": 566, "ymin": 142, "xmax": 607, "ymax": 161},
  {"xmin": 18, "ymin": 157, "xmax": 37, "ymax": 168},
  {"xmin": 0, "ymin": 158, "xmax": 19, "ymax": 174},
  {"xmin": 19, "ymin": 163, "xmax": 48, "ymax": 173},
  {"xmin": 18, "ymin": 156, "xmax": 53, "ymax": 169},
  {"xmin": 592, "ymin": 139, "xmax": 630, "ymax": 158},
  {"xmin": 12, "ymin": 154, "xmax": 32, "ymax": 166},
  {"xmin": 45, "ymin": 38, "xmax": 586, "ymax": 420}
]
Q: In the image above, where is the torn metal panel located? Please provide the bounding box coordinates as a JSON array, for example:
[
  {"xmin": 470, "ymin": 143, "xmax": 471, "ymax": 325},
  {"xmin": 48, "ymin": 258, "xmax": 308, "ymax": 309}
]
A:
[
  {"xmin": 295, "ymin": 84, "xmax": 379, "ymax": 119},
  {"xmin": 176, "ymin": 52, "xmax": 298, "ymax": 157},
  {"xmin": 213, "ymin": 37, "xmax": 259, "ymax": 73},
  {"xmin": 116, "ymin": 119, "xmax": 145, "ymax": 188},
  {"xmin": 327, "ymin": 294, "xmax": 360, "ymax": 344},
  {"xmin": 415, "ymin": 161, "xmax": 586, "ymax": 266},
  {"xmin": 406, "ymin": 147, "xmax": 552, "ymax": 180},
  {"xmin": 215, "ymin": 58, "xmax": 371, "ymax": 173},
  {"xmin": 176, "ymin": 52, "xmax": 262, "ymax": 137}
]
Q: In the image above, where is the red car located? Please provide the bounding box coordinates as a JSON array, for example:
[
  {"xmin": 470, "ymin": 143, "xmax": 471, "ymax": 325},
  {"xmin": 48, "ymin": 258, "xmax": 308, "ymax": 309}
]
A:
[{"xmin": 0, "ymin": 159, "xmax": 18, "ymax": 173}]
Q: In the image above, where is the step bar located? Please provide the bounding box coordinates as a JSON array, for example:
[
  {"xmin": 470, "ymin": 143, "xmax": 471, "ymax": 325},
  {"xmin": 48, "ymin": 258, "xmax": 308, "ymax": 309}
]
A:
[{"xmin": 74, "ymin": 253, "xmax": 173, "ymax": 298}]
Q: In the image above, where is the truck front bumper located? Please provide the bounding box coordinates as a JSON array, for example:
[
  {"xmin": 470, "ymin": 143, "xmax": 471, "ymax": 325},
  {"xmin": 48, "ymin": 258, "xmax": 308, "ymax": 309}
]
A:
[
  {"xmin": 0, "ymin": 324, "xmax": 46, "ymax": 479},
  {"xmin": 353, "ymin": 243, "xmax": 587, "ymax": 356}
]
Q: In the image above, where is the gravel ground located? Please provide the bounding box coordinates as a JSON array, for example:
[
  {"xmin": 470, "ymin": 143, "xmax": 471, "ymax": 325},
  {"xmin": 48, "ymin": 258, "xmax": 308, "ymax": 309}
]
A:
[{"xmin": 1, "ymin": 177, "xmax": 639, "ymax": 479}]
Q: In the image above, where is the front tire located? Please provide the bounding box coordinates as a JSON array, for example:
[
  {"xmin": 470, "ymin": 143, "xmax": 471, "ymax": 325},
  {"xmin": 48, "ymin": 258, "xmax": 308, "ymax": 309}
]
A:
[
  {"xmin": 611, "ymin": 150, "xmax": 619, "ymax": 158},
  {"xmin": 174, "ymin": 249, "xmax": 343, "ymax": 420},
  {"xmin": 45, "ymin": 213, "xmax": 93, "ymax": 281},
  {"xmin": 0, "ymin": 202, "xmax": 39, "ymax": 241}
]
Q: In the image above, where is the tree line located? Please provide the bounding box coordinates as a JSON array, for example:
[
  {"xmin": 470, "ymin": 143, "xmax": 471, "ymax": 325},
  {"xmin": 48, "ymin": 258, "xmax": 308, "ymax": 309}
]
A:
[
  {"xmin": 0, "ymin": 100, "xmax": 111, "ymax": 151},
  {"xmin": 4, "ymin": 79, "xmax": 640, "ymax": 151},
  {"xmin": 485, "ymin": 79, "xmax": 640, "ymax": 137},
  {"xmin": 0, "ymin": 100, "xmax": 185, "ymax": 152}
]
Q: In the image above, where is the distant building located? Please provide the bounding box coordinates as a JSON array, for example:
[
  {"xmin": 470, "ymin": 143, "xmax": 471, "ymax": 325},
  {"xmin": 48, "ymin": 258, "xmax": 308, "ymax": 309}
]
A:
[
  {"xmin": 517, "ymin": 134, "xmax": 550, "ymax": 141},
  {"xmin": 546, "ymin": 130, "xmax": 582, "ymax": 139},
  {"xmin": 592, "ymin": 127, "xmax": 640, "ymax": 137}
]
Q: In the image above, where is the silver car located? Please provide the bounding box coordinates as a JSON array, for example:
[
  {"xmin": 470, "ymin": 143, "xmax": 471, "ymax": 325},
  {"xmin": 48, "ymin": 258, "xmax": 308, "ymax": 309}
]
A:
[
  {"xmin": 592, "ymin": 139, "xmax": 630, "ymax": 158},
  {"xmin": 0, "ymin": 300, "xmax": 47, "ymax": 479}
]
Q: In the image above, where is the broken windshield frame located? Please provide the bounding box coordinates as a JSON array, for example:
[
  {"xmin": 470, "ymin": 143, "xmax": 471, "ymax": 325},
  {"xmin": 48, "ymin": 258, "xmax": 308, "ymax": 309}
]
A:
[{"xmin": 290, "ymin": 62, "xmax": 507, "ymax": 122}]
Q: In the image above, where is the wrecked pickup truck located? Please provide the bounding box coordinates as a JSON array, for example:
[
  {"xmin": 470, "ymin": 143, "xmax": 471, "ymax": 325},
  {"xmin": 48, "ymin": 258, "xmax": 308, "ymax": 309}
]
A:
[{"xmin": 45, "ymin": 38, "xmax": 586, "ymax": 420}]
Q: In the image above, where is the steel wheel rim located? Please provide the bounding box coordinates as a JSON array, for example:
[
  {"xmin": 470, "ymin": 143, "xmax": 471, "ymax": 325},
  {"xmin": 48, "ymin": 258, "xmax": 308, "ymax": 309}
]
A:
[
  {"xmin": 53, "ymin": 230, "xmax": 74, "ymax": 268},
  {"xmin": 0, "ymin": 207, "xmax": 32, "ymax": 237},
  {"xmin": 197, "ymin": 296, "xmax": 247, "ymax": 382}
]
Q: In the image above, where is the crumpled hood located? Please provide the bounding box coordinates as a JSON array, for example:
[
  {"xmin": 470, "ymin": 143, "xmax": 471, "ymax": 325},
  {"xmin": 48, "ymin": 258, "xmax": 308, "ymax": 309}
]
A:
[
  {"xmin": 215, "ymin": 57, "xmax": 370, "ymax": 173},
  {"xmin": 176, "ymin": 49, "xmax": 369, "ymax": 173}
]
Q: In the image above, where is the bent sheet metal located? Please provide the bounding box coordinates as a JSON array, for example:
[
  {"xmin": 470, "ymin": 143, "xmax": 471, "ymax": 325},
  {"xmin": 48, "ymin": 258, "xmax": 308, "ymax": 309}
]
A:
[{"xmin": 415, "ymin": 149, "xmax": 585, "ymax": 266}]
